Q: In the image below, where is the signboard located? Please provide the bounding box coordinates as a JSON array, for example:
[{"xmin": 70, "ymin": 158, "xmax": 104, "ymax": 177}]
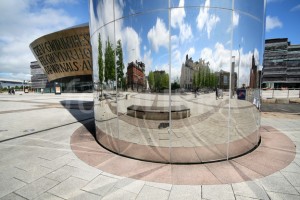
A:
[
  {"xmin": 237, "ymin": 89, "xmax": 246, "ymax": 100},
  {"xmin": 30, "ymin": 26, "xmax": 92, "ymax": 81}
]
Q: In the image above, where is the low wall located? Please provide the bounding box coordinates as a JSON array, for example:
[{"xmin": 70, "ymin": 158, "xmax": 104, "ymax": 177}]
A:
[{"xmin": 127, "ymin": 105, "xmax": 190, "ymax": 120}]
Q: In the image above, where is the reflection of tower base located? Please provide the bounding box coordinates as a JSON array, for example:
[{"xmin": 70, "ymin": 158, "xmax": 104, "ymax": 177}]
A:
[{"xmin": 95, "ymin": 125, "xmax": 260, "ymax": 164}]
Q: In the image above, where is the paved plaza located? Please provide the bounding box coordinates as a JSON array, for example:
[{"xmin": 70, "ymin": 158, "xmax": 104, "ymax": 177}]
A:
[{"xmin": 0, "ymin": 92, "xmax": 300, "ymax": 199}]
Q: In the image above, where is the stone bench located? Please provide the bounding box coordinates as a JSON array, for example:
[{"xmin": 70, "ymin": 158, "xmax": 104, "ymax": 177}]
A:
[{"xmin": 127, "ymin": 105, "xmax": 190, "ymax": 120}]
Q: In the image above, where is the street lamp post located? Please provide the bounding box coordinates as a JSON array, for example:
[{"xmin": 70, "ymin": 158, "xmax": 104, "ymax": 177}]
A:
[{"xmin": 238, "ymin": 44, "xmax": 241, "ymax": 88}]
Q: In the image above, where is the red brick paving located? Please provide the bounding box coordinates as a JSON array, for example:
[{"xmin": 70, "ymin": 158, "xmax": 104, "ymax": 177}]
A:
[{"xmin": 70, "ymin": 125, "xmax": 296, "ymax": 185}]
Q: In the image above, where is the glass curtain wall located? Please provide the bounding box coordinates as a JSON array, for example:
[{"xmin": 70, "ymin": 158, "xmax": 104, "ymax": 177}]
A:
[{"xmin": 90, "ymin": 0, "xmax": 265, "ymax": 163}]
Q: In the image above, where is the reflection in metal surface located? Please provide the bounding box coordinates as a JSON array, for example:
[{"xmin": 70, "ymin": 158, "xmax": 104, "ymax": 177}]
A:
[{"xmin": 90, "ymin": 0, "xmax": 266, "ymax": 163}]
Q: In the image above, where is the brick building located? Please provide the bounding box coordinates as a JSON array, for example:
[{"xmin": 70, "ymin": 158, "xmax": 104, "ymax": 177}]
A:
[{"xmin": 127, "ymin": 61, "xmax": 145, "ymax": 91}]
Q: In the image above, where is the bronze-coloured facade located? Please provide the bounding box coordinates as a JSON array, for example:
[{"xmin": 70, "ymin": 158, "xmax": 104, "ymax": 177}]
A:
[{"xmin": 29, "ymin": 23, "xmax": 92, "ymax": 82}]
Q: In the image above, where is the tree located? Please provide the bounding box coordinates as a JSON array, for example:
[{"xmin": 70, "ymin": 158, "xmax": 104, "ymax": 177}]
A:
[
  {"xmin": 98, "ymin": 33, "xmax": 104, "ymax": 95},
  {"xmin": 171, "ymin": 81, "xmax": 180, "ymax": 90},
  {"xmin": 148, "ymin": 71, "xmax": 155, "ymax": 90},
  {"xmin": 192, "ymin": 73, "xmax": 197, "ymax": 88},
  {"xmin": 104, "ymin": 38, "xmax": 115, "ymax": 85},
  {"xmin": 161, "ymin": 73, "xmax": 169, "ymax": 89},
  {"xmin": 116, "ymin": 39, "xmax": 124, "ymax": 89}
]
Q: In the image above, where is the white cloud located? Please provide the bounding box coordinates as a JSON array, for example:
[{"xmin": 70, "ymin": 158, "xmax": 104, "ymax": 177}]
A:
[
  {"xmin": 266, "ymin": 16, "xmax": 282, "ymax": 32},
  {"xmin": 196, "ymin": 0, "xmax": 220, "ymax": 39},
  {"xmin": 44, "ymin": 0, "xmax": 78, "ymax": 5},
  {"xmin": 227, "ymin": 11, "xmax": 239, "ymax": 33},
  {"xmin": 143, "ymin": 50, "xmax": 153, "ymax": 75},
  {"xmin": 147, "ymin": 18, "xmax": 169, "ymax": 52},
  {"xmin": 123, "ymin": 27, "xmax": 141, "ymax": 63},
  {"xmin": 0, "ymin": 0, "xmax": 77, "ymax": 80},
  {"xmin": 291, "ymin": 4, "xmax": 300, "ymax": 12},
  {"xmin": 171, "ymin": 0, "xmax": 185, "ymax": 28},
  {"xmin": 200, "ymin": 43, "xmax": 260, "ymax": 87},
  {"xmin": 171, "ymin": 0, "xmax": 193, "ymax": 43},
  {"xmin": 183, "ymin": 47, "xmax": 195, "ymax": 61}
]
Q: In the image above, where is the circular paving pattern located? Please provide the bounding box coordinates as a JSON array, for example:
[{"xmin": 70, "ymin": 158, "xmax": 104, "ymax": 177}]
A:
[{"xmin": 70, "ymin": 121, "xmax": 296, "ymax": 185}]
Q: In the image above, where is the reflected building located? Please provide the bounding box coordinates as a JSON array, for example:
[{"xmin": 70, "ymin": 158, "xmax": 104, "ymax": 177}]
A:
[
  {"xmin": 126, "ymin": 61, "xmax": 145, "ymax": 91},
  {"xmin": 29, "ymin": 23, "xmax": 93, "ymax": 93},
  {"xmin": 249, "ymin": 54, "xmax": 258, "ymax": 89},
  {"xmin": 180, "ymin": 55, "xmax": 209, "ymax": 90},
  {"xmin": 263, "ymin": 38, "xmax": 300, "ymax": 88},
  {"xmin": 215, "ymin": 70, "xmax": 237, "ymax": 90}
]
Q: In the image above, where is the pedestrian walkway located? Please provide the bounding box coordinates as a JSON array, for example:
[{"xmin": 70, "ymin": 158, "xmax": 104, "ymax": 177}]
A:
[{"xmin": 0, "ymin": 93, "xmax": 300, "ymax": 199}]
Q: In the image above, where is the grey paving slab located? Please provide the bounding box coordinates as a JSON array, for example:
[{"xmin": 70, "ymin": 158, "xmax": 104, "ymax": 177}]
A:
[
  {"xmin": 0, "ymin": 193, "xmax": 27, "ymax": 200},
  {"xmin": 145, "ymin": 182, "xmax": 172, "ymax": 191},
  {"xmin": 82, "ymin": 174, "xmax": 118, "ymax": 196},
  {"xmin": 15, "ymin": 177, "xmax": 59, "ymax": 199},
  {"xmin": 281, "ymin": 162, "xmax": 300, "ymax": 173},
  {"xmin": 136, "ymin": 185, "xmax": 170, "ymax": 200},
  {"xmin": 41, "ymin": 154, "xmax": 76, "ymax": 170},
  {"xmin": 266, "ymin": 191, "xmax": 300, "ymax": 200},
  {"xmin": 114, "ymin": 178, "xmax": 145, "ymax": 194},
  {"xmin": 232, "ymin": 181, "xmax": 269, "ymax": 200},
  {"xmin": 68, "ymin": 191, "xmax": 101, "ymax": 200},
  {"xmin": 102, "ymin": 187, "xmax": 137, "ymax": 200},
  {"xmin": 281, "ymin": 171, "xmax": 300, "ymax": 187},
  {"xmin": 0, "ymin": 177, "xmax": 26, "ymax": 199},
  {"xmin": 202, "ymin": 185, "xmax": 235, "ymax": 200},
  {"xmin": 46, "ymin": 165, "xmax": 100, "ymax": 182},
  {"xmin": 48, "ymin": 176, "xmax": 88, "ymax": 199},
  {"xmin": 169, "ymin": 185, "xmax": 202, "ymax": 200},
  {"xmin": 33, "ymin": 192, "xmax": 64, "ymax": 200},
  {"xmin": 14, "ymin": 166, "xmax": 53, "ymax": 183},
  {"xmin": 296, "ymin": 187, "xmax": 300, "ymax": 194},
  {"xmin": 258, "ymin": 174, "xmax": 299, "ymax": 195},
  {"xmin": 235, "ymin": 196, "xmax": 260, "ymax": 200},
  {"xmin": 67, "ymin": 159, "xmax": 102, "ymax": 174}
]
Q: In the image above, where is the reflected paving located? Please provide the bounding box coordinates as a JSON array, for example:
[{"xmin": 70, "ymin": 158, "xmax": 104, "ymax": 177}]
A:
[{"xmin": 95, "ymin": 91, "xmax": 259, "ymax": 163}]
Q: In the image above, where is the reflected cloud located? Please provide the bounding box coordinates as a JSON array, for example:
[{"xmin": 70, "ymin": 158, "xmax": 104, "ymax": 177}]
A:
[
  {"xmin": 227, "ymin": 11, "xmax": 239, "ymax": 33},
  {"xmin": 147, "ymin": 18, "xmax": 169, "ymax": 52},
  {"xmin": 171, "ymin": 0, "xmax": 193, "ymax": 43},
  {"xmin": 200, "ymin": 42, "xmax": 260, "ymax": 87},
  {"xmin": 196, "ymin": 0, "xmax": 220, "ymax": 39}
]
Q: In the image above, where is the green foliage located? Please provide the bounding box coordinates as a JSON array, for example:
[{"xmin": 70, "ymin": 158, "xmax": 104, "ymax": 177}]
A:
[
  {"xmin": 149, "ymin": 71, "xmax": 169, "ymax": 92},
  {"xmin": 98, "ymin": 33, "xmax": 104, "ymax": 84},
  {"xmin": 148, "ymin": 71, "xmax": 155, "ymax": 90},
  {"xmin": 195, "ymin": 67, "xmax": 217, "ymax": 89},
  {"xmin": 116, "ymin": 40, "xmax": 124, "ymax": 88},
  {"xmin": 104, "ymin": 38, "xmax": 115, "ymax": 84},
  {"xmin": 161, "ymin": 73, "xmax": 169, "ymax": 89},
  {"xmin": 171, "ymin": 81, "xmax": 180, "ymax": 90}
]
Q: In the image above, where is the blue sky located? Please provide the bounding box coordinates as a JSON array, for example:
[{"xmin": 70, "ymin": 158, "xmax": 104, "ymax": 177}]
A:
[{"xmin": 0, "ymin": 0, "xmax": 299, "ymax": 82}]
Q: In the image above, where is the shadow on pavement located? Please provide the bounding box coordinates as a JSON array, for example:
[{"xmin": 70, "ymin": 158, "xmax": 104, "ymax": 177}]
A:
[
  {"xmin": 261, "ymin": 102, "xmax": 300, "ymax": 113},
  {"xmin": 60, "ymin": 100, "xmax": 95, "ymax": 137}
]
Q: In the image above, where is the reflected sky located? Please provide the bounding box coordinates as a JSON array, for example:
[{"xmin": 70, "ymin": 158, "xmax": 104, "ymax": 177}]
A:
[{"xmin": 90, "ymin": 0, "xmax": 265, "ymax": 87}]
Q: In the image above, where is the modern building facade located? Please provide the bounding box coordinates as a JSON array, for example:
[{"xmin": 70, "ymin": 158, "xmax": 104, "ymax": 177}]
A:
[
  {"xmin": 29, "ymin": 23, "xmax": 93, "ymax": 93},
  {"xmin": 263, "ymin": 38, "xmax": 300, "ymax": 88},
  {"xmin": 30, "ymin": 61, "xmax": 52, "ymax": 93},
  {"xmin": 0, "ymin": 79, "xmax": 28, "ymax": 90}
]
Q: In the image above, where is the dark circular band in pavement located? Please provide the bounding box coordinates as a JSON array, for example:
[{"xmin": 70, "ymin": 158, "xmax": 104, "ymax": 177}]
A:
[{"xmin": 70, "ymin": 123, "xmax": 296, "ymax": 185}]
